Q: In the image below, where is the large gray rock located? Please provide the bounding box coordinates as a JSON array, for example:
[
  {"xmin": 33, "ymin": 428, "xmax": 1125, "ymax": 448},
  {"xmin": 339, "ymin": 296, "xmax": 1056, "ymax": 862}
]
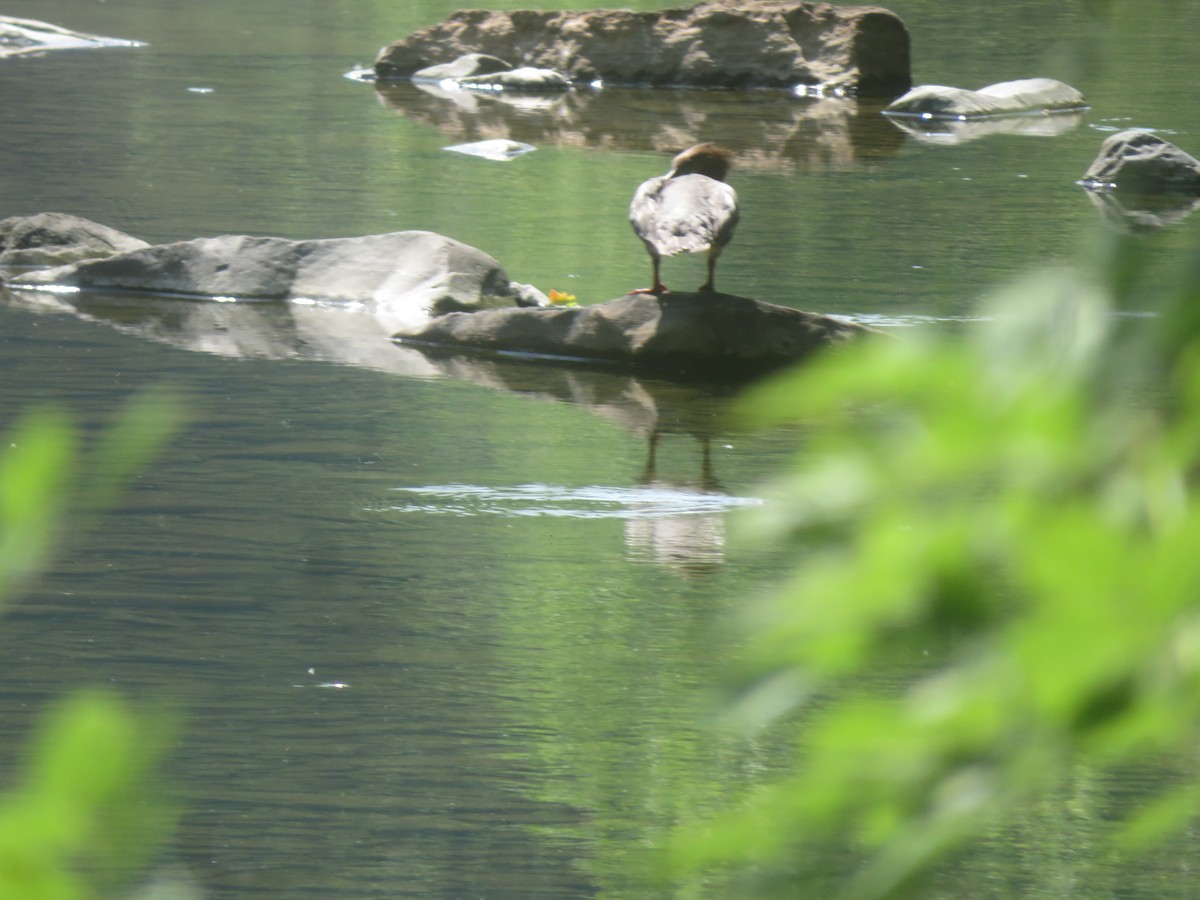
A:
[
  {"xmin": 1080, "ymin": 130, "xmax": 1200, "ymax": 195},
  {"xmin": 11, "ymin": 231, "xmax": 527, "ymax": 330},
  {"xmin": 374, "ymin": 0, "xmax": 912, "ymax": 95},
  {"xmin": 395, "ymin": 291, "xmax": 872, "ymax": 379},
  {"xmin": 0, "ymin": 15, "xmax": 144, "ymax": 58},
  {"xmin": 0, "ymin": 212, "xmax": 149, "ymax": 270},
  {"xmin": 884, "ymin": 78, "xmax": 1086, "ymax": 119}
]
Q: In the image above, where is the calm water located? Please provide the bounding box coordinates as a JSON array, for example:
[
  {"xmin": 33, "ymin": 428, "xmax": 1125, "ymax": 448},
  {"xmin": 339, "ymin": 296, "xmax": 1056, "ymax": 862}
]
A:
[{"xmin": 2, "ymin": 1, "xmax": 1200, "ymax": 897}]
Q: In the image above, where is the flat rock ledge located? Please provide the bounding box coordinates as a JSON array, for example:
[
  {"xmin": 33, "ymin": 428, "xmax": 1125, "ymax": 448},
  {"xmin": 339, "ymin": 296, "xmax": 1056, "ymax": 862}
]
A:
[
  {"xmin": 1080, "ymin": 130, "xmax": 1200, "ymax": 195},
  {"xmin": 10, "ymin": 230, "xmax": 535, "ymax": 330},
  {"xmin": 0, "ymin": 15, "xmax": 144, "ymax": 58},
  {"xmin": 395, "ymin": 291, "xmax": 872, "ymax": 379},
  {"xmin": 374, "ymin": 0, "xmax": 912, "ymax": 95},
  {"xmin": 884, "ymin": 78, "xmax": 1086, "ymax": 119}
]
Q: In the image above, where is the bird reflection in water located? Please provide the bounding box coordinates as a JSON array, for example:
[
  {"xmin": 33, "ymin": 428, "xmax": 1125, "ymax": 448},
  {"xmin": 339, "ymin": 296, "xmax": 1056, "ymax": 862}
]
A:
[{"xmin": 624, "ymin": 429, "xmax": 729, "ymax": 576}]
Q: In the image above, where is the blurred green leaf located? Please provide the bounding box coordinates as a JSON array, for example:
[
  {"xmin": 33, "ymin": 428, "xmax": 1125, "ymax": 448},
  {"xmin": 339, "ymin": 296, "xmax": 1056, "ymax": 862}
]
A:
[
  {"xmin": 0, "ymin": 410, "xmax": 75, "ymax": 600},
  {"xmin": 0, "ymin": 691, "xmax": 176, "ymax": 900},
  {"xmin": 78, "ymin": 388, "xmax": 187, "ymax": 520},
  {"xmin": 675, "ymin": 223, "xmax": 1200, "ymax": 896},
  {"xmin": 0, "ymin": 392, "xmax": 185, "ymax": 899}
]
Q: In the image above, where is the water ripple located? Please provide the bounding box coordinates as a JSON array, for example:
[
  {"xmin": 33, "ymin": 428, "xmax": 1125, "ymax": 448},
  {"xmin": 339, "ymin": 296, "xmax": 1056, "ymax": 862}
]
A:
[{"xmin": 376, "ymin": 483, "xmax": 765, "ymax": 520}]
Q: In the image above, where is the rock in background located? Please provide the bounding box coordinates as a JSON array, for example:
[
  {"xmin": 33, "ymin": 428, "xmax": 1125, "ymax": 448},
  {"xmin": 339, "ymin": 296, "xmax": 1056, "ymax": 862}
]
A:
[{"xmin": 374, "ymin": 0, "xmax": 911, "ymax": 95}]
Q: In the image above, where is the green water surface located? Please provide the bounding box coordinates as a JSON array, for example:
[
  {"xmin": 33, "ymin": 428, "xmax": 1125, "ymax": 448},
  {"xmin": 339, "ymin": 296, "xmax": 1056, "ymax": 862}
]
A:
[{"xmin": 1, "ymin": 0, "xmax": 1200, "ymax": 896}]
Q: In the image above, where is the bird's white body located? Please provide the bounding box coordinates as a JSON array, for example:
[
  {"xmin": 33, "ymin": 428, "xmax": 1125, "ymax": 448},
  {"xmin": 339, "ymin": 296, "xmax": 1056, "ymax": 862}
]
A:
[
  {"xmin": 628, "ymin": 143, "xmax": 740, "ymax": 294},
  {"xmin": 629, "ymin": 174, "xmax": 739, "ymax": 259}
]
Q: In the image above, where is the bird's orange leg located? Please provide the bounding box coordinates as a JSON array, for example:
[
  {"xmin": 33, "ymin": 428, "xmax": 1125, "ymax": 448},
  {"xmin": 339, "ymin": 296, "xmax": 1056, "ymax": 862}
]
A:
[
  {"xmin": 630, "ymin": 256, "xmax": 668, "ymax": 295},
  {"xmin": 698, "ymin": 250, "xmax": 717, "ymax": 293}
]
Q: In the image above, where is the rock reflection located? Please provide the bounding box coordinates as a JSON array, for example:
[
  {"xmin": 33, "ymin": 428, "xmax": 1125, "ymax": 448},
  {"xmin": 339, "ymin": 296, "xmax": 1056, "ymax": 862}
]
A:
[
  {"xmin": 1081, "ymin": 186, "xmax": 1200, "ymax": 233},
  {"xmin": 375, "ymin": 82, "xmax": 905, "ymax": 170},
  {"xmin": 884, "ymin": 110, "xmax": 1084, "ymax": 146},
  {"xmin": 2, "ymin": 286, "xmax": 443, "ymax": 378}
]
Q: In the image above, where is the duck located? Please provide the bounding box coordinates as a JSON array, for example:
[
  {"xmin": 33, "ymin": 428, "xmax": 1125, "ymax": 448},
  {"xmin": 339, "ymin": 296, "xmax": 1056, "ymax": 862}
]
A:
[{"xmin": 628, "ymin": 143, "xmax": 739, "ymax": 295}]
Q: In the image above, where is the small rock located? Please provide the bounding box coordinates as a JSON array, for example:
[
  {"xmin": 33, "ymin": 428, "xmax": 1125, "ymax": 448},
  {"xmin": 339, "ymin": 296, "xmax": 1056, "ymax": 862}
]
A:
[
  {"xmin": 1079, "ymin": 130, "xmax": 1200, "ymax": 195},
  {"xmin": 444, "ymin": 139, "xmax": 537, "ymax": 160},
  {"xmin": 510, "ymin": 282, "xmax": 551, "ymax": 307},
  {"xmin": 343, "ymin": 64, "xmax": 375, "ymax": 83}
]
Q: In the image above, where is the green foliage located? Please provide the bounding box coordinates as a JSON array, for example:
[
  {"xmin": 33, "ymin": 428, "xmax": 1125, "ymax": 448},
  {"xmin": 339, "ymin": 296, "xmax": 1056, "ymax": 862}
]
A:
[
  {"xmin": 76, "ymin": 390, "xmax": 187, "ymax": 524},
  {"xmin": 0, "ymin": 410, "xmax": 75, "ymax": 599},
  {"xmin": 0, "ymin": 390, "xmax": 185, "ymax": 606},
  {"xmin": 0, "ymin": 392, "xmax": 184, "ymax": 899},
  {"xmin": 670, "ymin": 232, "xmax": 1200, "ymax": 896},
  {"xmin": 0, "ymin": 692, "xmax": 177, "ymax": 900}
]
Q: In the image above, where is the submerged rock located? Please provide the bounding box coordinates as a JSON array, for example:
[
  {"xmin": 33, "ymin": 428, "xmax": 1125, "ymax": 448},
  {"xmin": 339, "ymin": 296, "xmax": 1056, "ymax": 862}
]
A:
[
  {"xmin": 412, "ymin": 53, "xmax": 513, "ymax": 82},
  {"xmin": 1080, "ymin": 130, "xmax": 1200, "ymax": 195},
  {"xmin": 0, "ymin": 212, "xmax": 149, "ymax": 270},
  {"xmin": 414, "ymin": 53, "xmax": 571, "ymax": 91},
  {"xmin": 458, "ymin": 66, "xmax": 572, "ymax": 91},
  {"xmin": 374, "ymin": 0, "xmax": 912, "ymax": 95},
  {"xmin": 11, "ymin": 231, "xmax": 529, "ymax": 330},
  {"xmin": 0, "ymin": 15, "xmax": 144, "ymax": 58},
  {"xmin": 884, "ymin": 78, "xmax": 1086, "ymax": 119},
  {"xmin": 444, "ymin": 139, "xmax": 537, "ymax": 160},
  {"xmin": 395, "ymin": 290, "xmax": 873, "ymax": 379}
]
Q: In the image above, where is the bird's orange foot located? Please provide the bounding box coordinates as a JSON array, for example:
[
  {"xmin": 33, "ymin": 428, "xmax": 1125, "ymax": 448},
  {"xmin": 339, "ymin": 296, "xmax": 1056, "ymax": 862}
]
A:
[{"xmin": 629, "ymin": 284, "xmax": 668, "ymax": 296}]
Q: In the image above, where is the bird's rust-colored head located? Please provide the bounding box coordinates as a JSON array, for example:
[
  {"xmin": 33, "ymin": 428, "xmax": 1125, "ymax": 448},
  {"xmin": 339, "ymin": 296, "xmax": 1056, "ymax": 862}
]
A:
[{"xmin": 667, "ymin": 143, "xmax": 735, "ymax": 182}]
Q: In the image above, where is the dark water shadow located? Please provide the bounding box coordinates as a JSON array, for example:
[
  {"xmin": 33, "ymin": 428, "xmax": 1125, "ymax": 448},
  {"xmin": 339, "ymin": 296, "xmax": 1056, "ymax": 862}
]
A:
[
  {"xmin": 419, "ymin": 345, "xmax": 739, "ymax": 440},
  {"xmin": 375, "ymin": 81, "xmax": 906, "ymax": 171}
]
